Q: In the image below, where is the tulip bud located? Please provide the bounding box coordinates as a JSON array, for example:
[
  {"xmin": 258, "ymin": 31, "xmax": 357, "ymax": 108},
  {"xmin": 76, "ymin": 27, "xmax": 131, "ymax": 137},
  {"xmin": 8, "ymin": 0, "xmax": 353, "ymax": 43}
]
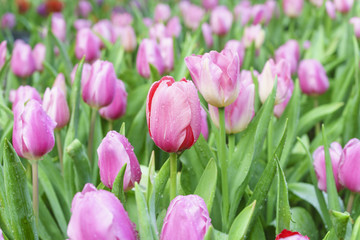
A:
[
  {"xmin": 202, "ymin": 0, "xmax": 218, "ymax": 10},
  {"xmin": 209, "ymin": 70, "xmax": 255, "ymax": 134},
  {"xmin": 154, "ymin": 4, "xmax": 171, "ymax": 23},
  {"xmin": 276, "ymin": 229, "xmax": 309, "ymax": 240},
  {"xmin": 282, "ymin": 0, "xmax": 304, "ymax": 18},
  {"xmin": 350, "ymin": 17, "xmax": 360, "ymax": 39},
  {"xmin": 77, "ymin": 1, "xmax": 92, "ymax": 18},
  {"xmin": 202, "ymin": 23, "xmax": 214, "ymax": 48},
  {"xmin": 42, "ymin": 87, "xmax": 70, "ymax": 129},
  {"xmin": 242, "ymin": 25, "xmax": 265, "ymax": 49},
  {"xmin": 180, "ymin": 2, "xmax": 205, "ymax": 30},
  {"xmin": 113, "ymin": 25, "xmax": 137, "ymax": 52},
  {"xmin": 82, "ymin": 60, "xmax": 116, "ymax": 108},
  {"xmin": 74, "ymin": 19, "xmax": 92, "ymax": 31},
  {"xmin": 53, "ymin": 73, "xmax": 67, "ymax": 96},
  {"xmin": 12, "ymin": 99, "xmax": 56, "ymax": 160},
  {"xmin": 334, "ymin": 0, "xmax": 353, "ymax": 13},
  {"xmin": 0, "ymin": 41, "xmax": 6, "ymax": 70},
  {"xmin": 111, "ymin": 12, "xmax": 133, "ymax": 27},
  {"xmin": 33, "ymin": 43, "xmax": 46, "ymax": 72},
  {"xmin": 67, "ymin": 183, "xmax": 137, "ymax": 240},
  {"xmin": 265, "ymin": 0, "xmax": 277, "ymax": 23},
  {"xmin": 338, "ymin": 138, "xmax": 360, "ymax": 192},
  {"xmin": 143, "ymin": 18, "xmax": 153, "ymax": 28},
  {"xmin": 9, "ymin": 85, "xmax": 42, "ymax": 110},
  {"xmin": 234, "ymin": 2, "xmax": 252, "ymax": 26},
  {"xmin": 160, "ymin": 38, "xmax": 174, "ymax": 72},
  {"xmin": 275, "ymin": 40, "xmax": 300, "ymax": 74},
  {"xmin": 210, "ymin": 6, "xmax": 233, "ymax": 36},
  {"xmin": 11, "ymin": 40, "xmax": 36, "ymax": 78},
  {"xmin": 136, "ymin": 38, "xmax": 165, "ymax": 78},
  {"xmin": 310, "ymin": 0, "xmax": 324, "ymax": 7},
  {"xmin": 37, "ymin": 3, "xmax": 48, "ymax": 17},
  {"xmin": 149, "ymin": 23, "xmax": 166, "ymax": 42},
  {"xmin": 258, "ymin": 59, "xmax": 292, "ymax": 105},
  {"xmin": 224, "ymin": 40, "xmax": 245, "ymax": 68},
  {"xmin": 274, "ymin": 80, "xmax": 294, "ymax": 118},
  {"xmin": 200, "ymin": 107, "xmax": 209, "ymax": 140},
  {"xmin": 71, "ymin": 63, "xmax": 92, "ymax": 86},
  {"xmin": 92, "ymin": 20, "xmax": 114, "ymax": 47},
  {"xmin": 52, "ymin": 13, "xmax": 66, "ymax": 42},
  {"xmin": 160, "ymin": 195, "xmax": 211, "ymax": 240},
  {"xmin": 185, "ymin": 50, "xmax": 240, "ymax": 107},
  {"xmin": 0, "ymin": 228, "xmax": 4, "ymax": 240},
  {"xmin": 298, "ymin": 59, "xmax": 329, "ymax": 96},
  {"xmin": 326, "ymin": 1, "xmax": 336, "ymax": 19},
  {"xmin": 97, "ymin": 131, "xmax": 141, "ymax": 190},
  {"xmin": 313, "ymin": 142, "xmax": 343, "ymax": 192},
  {"xmin": 1, "ymin": 13, "xmax": 16, "ymax": 29},
  {"xmin": 252, "ymin": 4, "xmax": 266, "ymax": 25},
  {"xmin": 75, "ymin": 28, "xmax": 101, "ymax": 62},
  {"xmin": 146, "ymin": 76, "xmax": 201, "ymax": 153},
  {"xmin": 99, "ymin": 80, "xmax": 127, "ymax": 120},
  {"xmin": 165, "ymin": 17, "xmax": 181, "ymax": 38}
]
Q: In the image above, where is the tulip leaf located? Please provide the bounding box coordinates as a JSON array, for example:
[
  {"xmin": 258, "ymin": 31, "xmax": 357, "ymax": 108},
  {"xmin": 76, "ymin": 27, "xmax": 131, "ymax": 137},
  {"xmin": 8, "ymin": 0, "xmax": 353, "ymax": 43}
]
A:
[
  {"xmin": 50, "ymin": 31, "xmax": 73, "ymax": 78},
  {"xmin": 351, "ymin": 216, "xmax": 360, "ymax": 240},
  {"xmin": 42, "ymin": 61, "xmax": 58, "ymax": 79},
  {"xmin": 3, "ymin": 140, "xmax": 38, "ymax": 240},
  {"xmin": 112, "ymin": 163, "xmax": 127, "ymax": 204},
  {"xmin": 276, "ymin": 159, "xmax": 291, "ymax": 234},
  {"xmin": 146, "ymin": 151, "xmax": 155, "ymax": 205},
  {"xmin": 342, "ymin": 89, "xmax": 360, "ymax": 143},
  {"xmin": 248, "ymin": 218, "xmax": 266, "ymax": 240},
  {"xmin": 194, "ymin": 134, "xmax": 216, "ymax": 169},
  {"xmin": 109, "ymin": 40, "xmax": 124, "ymax": 76},
  {"xmin": 290, "ymin": 207, "xmax": 318, "ymax": 240},
  {"xmin": 194, "ymin": 158, "xmax": 217, "ymax": 214},
  {"xmin": 0, "ymin": 123, "xmax": 13, "ymax": 165},
  {"xmin": 155, "ymin": 158, "xmax": 170, "ymax": 212},
  {"xmin": 94, "ymin": 32, "xmax": 113, "ymax": 51},
  {"xmin": 0, "ymin": 164, "xmax": 12, "ymax": 239},
  {"xmin": 228, "ymin": 201, "xmax": 256, "ymax": 240},
  {"xmin": 0, "ymin": 103, "xmax": 13, "ymax": 119},
  {"xmin": 119, "ymin": 122, "xmax": 126, "ymax": 136},
  {"xmin": 204, "ymin": 226, "xmax": 215, "ymax": 240},
  {"xmin": 330, "ymin": 210, "xmax": 350, "ymax": 239},
  {"xmin": 45, "ymin": 17, "xmax": 54, "ymax": 67},
  {"xmin": 150, "ymin": 64, "xmax": 161, "ymax": 83}
]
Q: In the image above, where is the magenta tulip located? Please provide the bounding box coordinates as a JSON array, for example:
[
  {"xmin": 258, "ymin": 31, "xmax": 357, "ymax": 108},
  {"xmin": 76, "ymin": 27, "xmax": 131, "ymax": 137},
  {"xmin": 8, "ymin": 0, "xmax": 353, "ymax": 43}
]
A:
[
  {"xmin": 242, "ymin": 25, "xmax": 265, "ymax": 49},
  {"xmin": 180, "ymin": 2, "xmax": 205, "ymax": 30},
  {"xmin": 77, "ymin": 1, "xmax": 92, "ymax": 18},
  {"xmin": 146, "ymin": 76, "xmax": 201, "ymax": 153},
  {"xmin": 276, "ymin": 229, "xmax": 309, "ymax": 240},
  {"xmin": 234, "ymin": 2, "xmax": 252, "ymax": 26},
  {"xmin": 275, "ymin": 40, "xmax": 300, "ymax": 74},
  {"xmin": 9, "ymin": 85, "xmax": 42, "ymax": 110},
  {"xmin": 185, "ymin": 50, "xmax": 240, "ymax": 107},
  {"xmin": 12, "ymin": 99, "xmax": 56, "ymax": 160},
  {"xmin": 202, "ymin": 23, "xmax": 213, "ymax": 48},
  {"xmin": 93, "ymin": 20, "xmax": 114, "ymax": 47},
  {"xmin": 74, "ymin": 19, "xmax": 92, "ymax": 31},
  {"xmin": 166, "ymin": 17, "xmax": 182, "ymax": 38},
  {"xmin": 117, "ymin": 25, "xmax": 137, "ymax": 52},
  {"xmin": 149, "ymin": 23, "xmax": 166, "ymax": 42},
  {"xmin": 313, "ymin": 142, "xmax": 343, "ymax": 192},
  {"xmin": 11, "ymin": 40, "xmax": 36, "ymax": 78},
  {"xmin": 350, "ymin": 17, "xmax": 360, "ymax": 39},
  {"xmin": 202, "ymin": 0, "xmax": 218, "ymax": 10},
  {"xmin": 210, "ymin": 6, "xmax": 233, "ymax": 36},
  {"xmin": 0, "ymin": 41, "xmax": 6, "ymax": 70},
  {"xmin": 154, "ymin": 4, "xmax": 171, "ymax": 23},
  {"xmin": 274, "ymin": 80, "xmax": 294, "ymax": 118},
  {"xmin": 282, "ymin": 0, "xmax": 304, "ymax": 18},
  {"xmin": 99, "ymin": 80, "xmax": 127, "ymax": 121},
  {"xmin": 82, "ymin": 60, "xmax": 116, "ymax": 108},
  {"xmin": 160, "ymin": 195, "xmax": 211, "ymax": 240},
  {"xmin": 251, "ymin": 4, "xmax": 267, "ymax": 25},
  {"xmin": 338, "ymin": 138, "xmax": 360, "ymax": 192},
  {"xmin": 67, "ymin": 183, "xmax": 137, "ymax": 240},
  {"xmin": 52, "ymin": 13, "xmax": 66, "ymax": 42},
  {"xmin": 326, "ymin": 1, "xmax": 336, "ymax": 19},
  {"xmin": 143, "ymin": 18, "xmax": 153, "ymax": 28},
  {"xmin": 200, "ymin": 107, "xmax": 209, "ymax": 140},
  {"xmin": 160, "ymin": 38, "xmax": 174, "ymax": 72},
  {"xmin": 136, "ymin": 38, "xmax": 165, "ymax": 78},
  {"xmin": 334, "ymin": 0, "xmax": 354, "ymax": 13},
  {"xmin": 33, "ymin": 43, "xmax": 46, "ymax": 72},
  {"xmin": 1, "ymin": 13, "xmax": 15, "ymax": 29},
  {"xmin": 53, "ymin": 73, "xmax": 67, "ymax": 96},
  {"xmin": 111, "ymin": 12, "xmax": 133, "ymax": 27},
  {"xmin": 298, "ymin": 59, "xmax": 329, "ymax": 96},
  {"xmin": 224, "ymin": 40, "xmax": 245, "ymax": 68},
  {"xmin": 75, "ymin": 28, "xmax": 101, "ymax": 62}
]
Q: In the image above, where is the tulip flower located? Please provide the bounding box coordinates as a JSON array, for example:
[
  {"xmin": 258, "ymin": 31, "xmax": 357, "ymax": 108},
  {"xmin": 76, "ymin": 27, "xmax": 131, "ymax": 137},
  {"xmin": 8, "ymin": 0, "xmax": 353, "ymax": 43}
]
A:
[
  {"xmin": 0, "ymin": 228, "xmax": 3, "ymax": 240},
  {"xmin": 200, "ymin": 107, "xmax": 209, "ymax": 140},
  {"xmin": 9, "ymin": 85, "xmax": 42, "ymax": 110},
  {"xmin": 1, "ymin": 13, "xmax": 15, "ymax": 29},
  {"xmin": 77, "ymin": 0, "xmax": 92, "ymax": 18},
  {"xmin": 274, "ymin": 80, "xmax": 294, "ymax": 118},
  {"xmin": 82, "ymin": 60, "xmax": 116, "ymax": 108},
  {"xmin": 202, "ymin": 0, "xmax": 218, "ymax": 10},
  {"xmin": 185, "ymin": 50, "xmax": 240, "ymax": 107},
  {"xmin": 334, "ymin": 0, "xmax": 354, "ymax": 13},
  {"xmin": 180, "ymin": 2, "xmax": 205, "ymax": 30},
  {"xmin": 93, "ymin": 20, "xmax": 114, "ymax": 47},
  {"xmin": 242, "ymin": 25, "xmax": 265, "ymax": 49},
  {"xmin": 224, "ymin": 40, "xmax": 245, "ymax": 68},
  {"xmin": 160, "ymin": 195, "xmax": 211, "ymax": 240},
  {"xmin": 37, "ymin": 3, "xmax": 48, "ymax": 16},
  {"xmin": 160, "ymin": 38, "xmax": 174, "ymax": 72},
  {"xmin": 258, "ymin": 59, "xmax": 292, "ymax": 105},
  {"xmin": 75, "ymin": 28, "xmax": 101, "ymax": 62},
  {"xmin": 32, "ymin": 43, "xmax": 46, "ymax": 72},
  {"xmin": 275, "ymin": 40, "xmax": 300, "ymax": 74},
  {"xmin": 114, "ymin": 25, "xmax": 137, "ymax": 52},
  {"xmin": 111, "ymin": 12, "xmax": 133, "ymax": 27},
  {"xmin": 202, "ymin": 23, "xmax": 213, "ymax": 48},
  {"xmin": 265, "ymin": 0, "xmax": 277, "ymax": 23},
  {"xmin": 282, "ymin": 0, "xmax": 304, "ymax": 18},
  {"xmin": 326, "ymin": 1, "xmax": 336, "ymax": 19},
  {"xmin": 74, "ymin": 19, "xmax": 92, "ymax": 31},
  {"xmin": 11, "ymin": 40, "xmax": 36, "ymax": 78},
  {"xmin": 350, "ymin": 17, "xmax": 360, "ymax": 39},
  {"xmin": 276, "ymin": 229, "xmax": 309, "ymax": 240},
  {"xmin": 99, "ymin": 80, "xmax": 127, "ymax": 121},
  {"xmin": 208, "ymin": 70, "xmax": 255, "ymax": 134},
  {"xmin": 154, "ymin": 4, "xmax": 171, "ymax": 23},
  {"xmin": 52, "ymin": 13, "xmax": 66, "ymax": 42},
  {"xmin": 53, "ymin": 73, "xmax": 67, "ymax": 96},
  {"xmin": 136, "ymin": 38, "xmax": 165, "ymax": 78},
  {"xmin": 143, "ymin": 18, "xmax": 153, "ymax": 28},
  {"xmin": 339, "ymin": 138, "xmax": 360, "ymax": 192},
  {"xmin": 149, "ymin": 23, "xmax": 166, "ymax": 42},
  {"xmin": 234, "ymin": 2, "xmax": 252, "ymax": 26},
  {"xmin": 97, "ymin": 131, "xmax": 141, "ymax": 190},
  {"xmin": 71, "ymin": 63, "xmax": 91, "ymax": 86},
  {"xmin": 313, "ymin": 142, "xmax": 343, "ymax": 192},
  {"xmin": 67, "ymin": 183, "xmax": 137, "ymax": 240},
  {"xmin": 166, "ymin": 17, "xmax": 182, "ymax": 38},
  {"xmin": 210, "ymin": 6, "xmax": 233, "ymax": 36},
  {"xmin": 252, "ymin": 4, "xmax": 267, "ymax": 25},
  {"xmin": 0, "ymin": 41, "xmax": 6, "ymax": 70},
  {"xmin": 146, "ymin": 76, "xmax": 201, "ymax": 153},
  {"xmin": 298, "ymin": 59, "xmax": 329, "ymax": 96},
  {"xmin": 310, "ymin": 0, "xmax": 324, "ymax": 7}
]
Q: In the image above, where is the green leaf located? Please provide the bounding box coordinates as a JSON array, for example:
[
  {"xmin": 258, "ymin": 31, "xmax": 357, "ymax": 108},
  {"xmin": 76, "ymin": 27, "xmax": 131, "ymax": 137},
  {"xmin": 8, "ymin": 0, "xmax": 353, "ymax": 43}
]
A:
[
  {"xmin": 42, "ymin": 61, "xmax": 58, "ymax": 79},
  {"xmin": 111, "ymin": 163, "xmax": 127, "ymax": 203},
  {"xmin": 228, "ymin": 201, "xmax": 256, "ymax": 240},
  {"xmin": 50, "ymin": 32, "xmax": 72, "ymax": 81},
  {"xmin": 193, "ymin": 134, "xmax": 216, "ymax": 168},
  {"xmin": 248, "ymin": 218, "xmax": 266, "ymax": 240},
  {"xmin": 154, "ymin": 159, "xmax": 170, "ymax": 213},
  {"xmin": 0, "ymin": 164, "xmax": 12, "ymax": 239},
  {"xmin": 146, "ymin": 151, "xmax": 155, "ymax": 206},
  {"xmin": 0, "ymin": 103, "xmax": 13, "ymax": 119},
  {"xmin": 330, "ymin": 210, "xmax": 350, "ymax": 239},
  {"xmin": 194, "ymin": 158, "xmax": 217, "ymax": 214},
  {"xmin": 351, "ymin": 216, "xmax": 360, "ymax": 240},
  {"xmin": 204, "ymin": 226, "xmax": 215, "ymax": 240},
  {"xmin": 290, "ymin": 207, "xmax": 318, "ymax": 240},
  {"xmin": 276, "ymin": 160, "xmax": 291, "ymax": 234},
  {"xmin": 3, "ymin": 140, "xmax": 38, "ymax": 240},
  {"xmin": 150, "ymin": 64, "xmax": 161, "ymax": 82},
  {"xmin": 119, "ymin": 122, "xmax": 126, "ymax": 136}
]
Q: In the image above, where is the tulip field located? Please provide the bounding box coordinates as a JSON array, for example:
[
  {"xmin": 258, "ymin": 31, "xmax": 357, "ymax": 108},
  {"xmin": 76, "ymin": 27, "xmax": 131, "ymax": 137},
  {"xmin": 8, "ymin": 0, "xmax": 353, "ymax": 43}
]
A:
[{"xmin": 1, "ymin": 0, "xmax": 360, "ymax": 239}]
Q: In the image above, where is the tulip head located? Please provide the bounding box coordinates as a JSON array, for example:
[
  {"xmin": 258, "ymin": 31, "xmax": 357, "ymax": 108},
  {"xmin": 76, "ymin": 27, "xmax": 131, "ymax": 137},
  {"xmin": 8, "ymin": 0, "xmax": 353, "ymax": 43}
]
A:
[
  {"xmin": 298, "ymin": 59, "xmax": 329, "ymax": 96},
  {"xmin": 1, "ymin": 13, "xmax": 16, "ymax": 29},
  {"xmin": 202, "ymin": 23, "xmax": 214, "ymax": 48},
  {"xmin": 117, "ymin": 25, "xmax": 137, "ymax": 52},
  {"xmin": 326, "ymin": 1, "xmax": 336, "ymax": 19},
  {"xmin": 9, "ymin": 85, "xmax": 42, "ymax": 110},
  {"xmin": 200, "ymin": 107, "xmax": 209, "ymax": 140},
  {"xmin": 73, "ymin": 19, "xmax": 92, "ymax": 31},
  {"xmin": 53, "ymin": 73, "xmax": 67, "ymax": 96},
  {"xmin": 52, "ymin": 13, "xmax": 66, "ymax": 42},
  {"xmin": 275, "ymin": 40, "xmax": 300, "ymax": 74},
  {"xmin": 160, "ymin": 37, "xmax": 174, "ymax": 73},
  {"xmin": 111, "ymin": 12, "xmax": 133, "ymax": 27},
  {"xmin": 339, "ymin": 138, "xmax": 360, "ymax": 192},
  {"xmin": 350, "ymin": 17, "xmax": 360, "ymax": 39},
  {"xmin": 202, "ymin": 0, "xmax": 218, "ymax": 10},
  {"xmin": 33, "ymin": 43, "xmax": 46, "ymax": 72},
  {"xmin": 273, "ymin": 79, "xmax": 294, "ymax": 118},
  {"xmin": 180, "ymin": 2, "xmax": 205, "ymax": 30},
  {"xmin": 334, "ymin": 0, "xmax": 354, "ymax": 13},
  {"xmin": 92, "ymin": 20, "xmax": 114, "ymax": 47},
  {"xmin": 146, "ymin": 76, "xmax": 201, "ymax": 153},
  {"xmin": 242, "ymin": 25, "xmax": 265, "ymax": 49},
  {"xmin": 210, "ymin": 6, "xmax": 233, "ymax": 36},
  {"xmin": 310, "ymin": 0, "xmax": 324, "ymax": 7},
  {"xmin": 77, "ymin": 1, "xmax": 92, "ymax": 18},
  {"xmin": 136, "ymin": 38, "xmax": 165, "ymax": 78},
  {"xmin": 71, "ymin": 63, "xmax": 92, "ymax": 86},
  {"xmin": 0, "ymin": 41, "xmax": 6, "ymax": 70},
  {"xmin": 154, "ymin": 4, "xmax": 171, "ymax": 23},
  {"xmin": 224, "ymin": 40, "xmax": 245, "ymax": 68},
  {"xmin": 11, "ymin": 40, "xmax": 36, "ymax": 78},
  {"xmin": 282, "ymin": 0, "xmax": 304, "ymax": 18},
  {"xmin": 75, "ymin": 28, "xmax": 101, "ymax": 62},
  {"xmin": 276, "ymin": 229, "xmax": 309, "ymax": 240},
  {"xmin": 234, "ymin": 2, "xmax": 252, "ymax": 26},
  {"xmin": 99, "ymin": 80, "xmax": 127, "ymax": 121},
  {"xmin": 166, "ymin": 17, "xmax": 182, "ymax": 38}
]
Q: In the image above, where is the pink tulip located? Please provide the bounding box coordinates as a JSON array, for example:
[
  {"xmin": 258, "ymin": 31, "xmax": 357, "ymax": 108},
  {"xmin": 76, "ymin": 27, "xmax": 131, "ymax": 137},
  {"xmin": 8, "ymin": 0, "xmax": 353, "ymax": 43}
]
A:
[
  {"xmin": 210, "ymin": 6, "xmax": 233, "ymax": 36},
  {"xmin": 313, "ymin": 142, "xmax": 343, "ymax": 192},
  {"xmin": 350, "ymin": 17, "xmax": 360, "ymax": 39},
  {"xmin": 75, "ymin": 28, "xmax": 101, "ymax": 62},
  {"xmin": 298, "ymin": 59, "xmax": 329, "ymax": 96},
  {"xmin": 154, "ymin": 4, "xmax": 171, "ymax": 23},
  {"xmin": 274, "ymin": 80, "xmax": 294, "ymax": 118},
  {"xmin": 77, "ymin": 1, "xmax": 92, "ymax": 18},
  {"xmin": 275, "ymin": 40, "xmax": 300, "ymax": 74},
  {"xmin": 160, "ymin": 38, "xmax": 174, "ymax": 72},
  {"xmin": 136, "ymin": 38, "xmax": 165, "ymax": 78},
  {"xmin": 9, "ymin": 85, "xmax": 42, "ymax": 110},
  {"xmin": 67, "ymin": 183, "xmax": 137, "ymax": 240},
  {"xmin": 326, "ymin": 1, "xmax": 336, "ymax": 19},
  {"xmin": 208, "ymin": 70, "xmax": 255, "ymax": 134},
  {"xmin": 111, "ymin": 12, "xmax": 133, "ymax": 27},
  {"xmin": 52, "ymin": 13, "xmax": 66, "ymax": 42},
  {"xmin": 265, "ymin": 0, "xmax": 278, "ymax": 23},
  {"xmin": 71, "ymin": 63, "xmax": 92, "ymax": 86},
  {"xmin": 202, "ymin": 0, "xmax": 218, "ymax": 10},
  {"xmin": 12, "ymin": 99, "xmax": 56, "ymax": 160},
  {"xmin": 339, "ymin": 138, "xmax": 360, "ymax": 192},
  {"xmin": 200, "ymin": 107, "xmax": 209, "ymax": 140},
  {"xmin": 0, "ymin": 228, "xmax": 3, "ymax": 240},
  {"xmin": 224, "ymin": 40, "xmax": 245, "ymax": 68},
  {"xmin": 310, "ymin": 0, "xmax": 324, "ymax": 7},
  {"xmin": 234, "ymin": 2, "xmax": 252, "ymax": 26},
  {"xmin": 74, "ymin": 19, "xmax": 92, "ymax": 31},
  {"xmin": 258, "ymin": 59, "xmax": 292, "ymax": 105},
  {"xmin": 242, "ymin": 25, "xmax": 265, "ymax": 49},
  {"xmin": 185, "ymin": 50, "xmax": 240, "ymax": 107},
  {"xmin": 252, "ymin": 4, "xmax": 267, "ymax": 25},
  {"xmin": 282, "ymin": 0, "xmax": 304, "ymax": 18},
  {"xmin": 276, "ymin": 229, "xmax": 309, "ymax": 240},
  {"xmin": 92, "ymin": 20, "xmax": 114, "ymax": 47},
  {"xmin": 180, "ymin": 2, "xmax": 205, "ymax": 30},
  {"xmin": 116, "ymin": 25, "xmax": 137, "ymax": 52},
  {"xmin": 0, "ymin": 41, "xmax": 6, "ymax": 69},
  {"xmin": 11, "ymin": 40, "xmax": 36, "ymax": 78},
  {"xmin": 97, "ymin": 131, "xmax": 141, "ymax": 190},
  {"xmin": 146, "ymin": 76, "xmax": 201, "ymax": 153},
  {"xmin": 99, "ymin": 80, "xmax": 127, "ymax": 120},
  {"xmin": 160, "ymin": 195, "xmax": 211, "ymax": 240},
  {"xmin": 1, "ymin": 13, "xmax": 15, "ymax": 29},
  {"xmin": 334, "ymin": 0, "xmax": 353, "ymax": 13},
  {"xmin": 166, "ymin": 17, "xmax": 182, "ymax": 38},
  {"xmin": 149, "ymin": 23, "xmax": 166, "ymax": 42},
  {"xmin": 33, "ymin": 43, "xmax": 46, "ymax": 72},
  {"xmin": 143, "ymin": 18, "xmax": 153, "ymax": 28},
  {"xmin": 53, "ymin": 73, "xmax": 67, "ymax": 96},
  {"xmin": 82, "ymin": 60, "xmax": 116, "ymax": 108},
  {"xmin": 202, "ymin": 23, "xmax": 213, "ymax": 48}
]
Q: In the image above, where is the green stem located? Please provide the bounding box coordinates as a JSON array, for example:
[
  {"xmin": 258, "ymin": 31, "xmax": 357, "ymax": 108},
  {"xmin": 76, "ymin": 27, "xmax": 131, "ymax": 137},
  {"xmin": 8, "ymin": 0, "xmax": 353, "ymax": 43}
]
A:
[
  {"xmin": 55, "ymin": 131, "xmax": 63, "ymax": 174},
  {"xmin": 346, "ymin": 192, "xmax": 356, "ymax": 214},
  {"xmin": 228, "ymin": 134, "xmax": 235, "ymax": 162},
  {"xmin": 108, "ymin": 120, "xmax": 113, "ymax": 131},
  {"xmin": 267, "ymin": 115, "xmax": 274, "ymax": 162},
  {"xmin": 314, "ymin": 97, "xmax": 320, "ymax": 135},
  {"xmin": 88, "ymin": 109, "xmax": 97, "ymax": 165},
  {"xmin": 218, "ymin": 107, "xmax": 229, "ymax": 231},
  {"xmin": 32, "ymin": 160, "xmax": 39, "ymax": 225},
  {"xmin": 169, "ymin": 153, "xmax": 177, "ymax": 201}
]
